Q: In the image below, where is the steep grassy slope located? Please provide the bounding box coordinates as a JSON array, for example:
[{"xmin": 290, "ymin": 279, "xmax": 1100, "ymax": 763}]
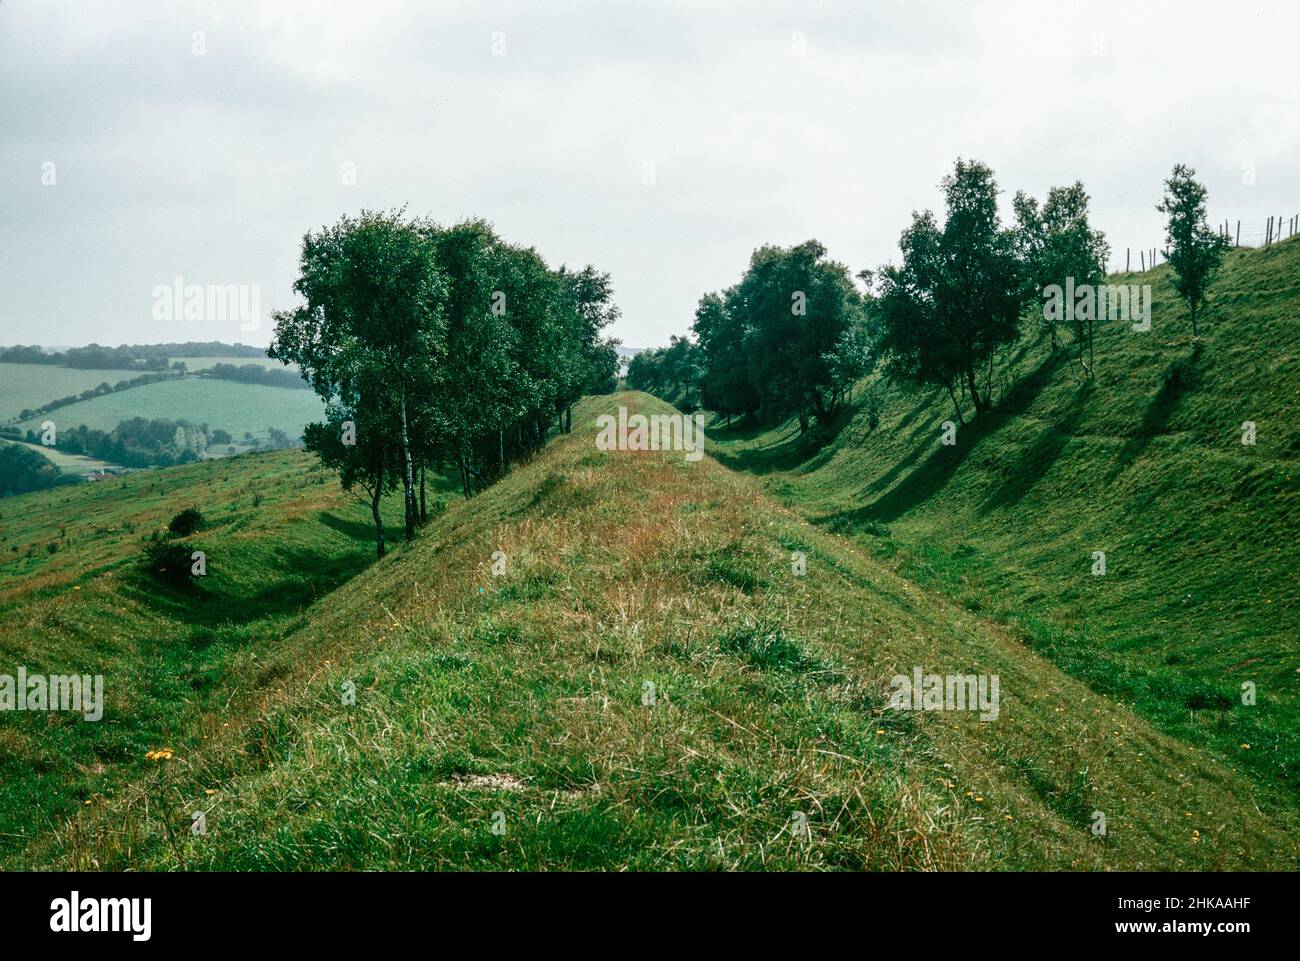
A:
[
  {"xmin": 5, "ymin": 392, "xmax": 1295, "ymax": 870},
  {"xmin": 711, "ymin": 237, "xmax": 1300, "ymax": 813},
  {"xmin": 0, "ymin": 449, "xmax": 422, "ymax": 859}
]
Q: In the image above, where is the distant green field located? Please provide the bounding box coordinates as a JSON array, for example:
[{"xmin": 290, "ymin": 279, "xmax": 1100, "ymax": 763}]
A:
[
  {"xmin": 14, "ymin": 377, "xmax": 326, "ymax": 442},
  {"xmin": 0, "ymin": 363, "xmax": 141, "ymax": 422}
]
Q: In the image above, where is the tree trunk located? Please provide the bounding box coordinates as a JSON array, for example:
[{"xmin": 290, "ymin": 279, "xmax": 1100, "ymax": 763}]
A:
[
  {"xmin": 370, "ymin": 484, "xmax": 386, "ymax": 558},
  {"xmin": 565, "ymin": 406, "xmax": 572, "ymax": 433},
  {"xmin": 498, "ymin": 428, "xmax": 505, "ymax": 476},
  {"xmin": 945, "ymin": 382, "xmax": 965, "ymax": 425},
  {"xmin": 398, "ymin": 382, "xmax": 416, "ymax": 541},
  {"xmin": 419, "ymin": 465, "xmax": 427, "ymax": 524},
  {"xmin": 965, "ymin": 364, "xmax": 985, "ymax": 413}
]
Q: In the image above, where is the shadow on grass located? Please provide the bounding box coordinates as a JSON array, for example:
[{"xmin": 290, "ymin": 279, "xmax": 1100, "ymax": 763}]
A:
[
  {"xmin": 705, "ymin": 414, "xmax": 774, "ymax": 443},
  {"xmin": 860, "ymin": 422, "xmax": 941, "ymax": 500},
  {"xmin": 979, "ymin": 378, "xmax": 1094, "ymax": 514},
  {"xmin": 709, "ymin": 401, "xmax": 862, "ymax": 476},
  {"xmin": 123, "ymin": 539, "xmax": 374, "ymax": 628},
  {"xmin": 825, "ymin": 428, "xmax": 975, "ymax": 526},
  {"xmin": 850, "ymin": 390, "xmax": 954, "ymax": 497},
  {"xmin": 317, "ymin": 510, "xmax": 380, "ymax": 542},
  {"xmin": 1106, "ymin": 344, "xmax": 1203, "ymax": 482},
  {"xmin": 817, "ymin": 352, "xmax": 1067, "ymax": 528}
]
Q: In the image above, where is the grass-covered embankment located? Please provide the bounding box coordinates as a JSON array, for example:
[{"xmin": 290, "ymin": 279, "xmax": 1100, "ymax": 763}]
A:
[
  {"xmin": 4, "ymin": 391, "xmax": 1294, "ymax": 869},
  {"xmin": 710, "ymin": 238, "xmax": 1300, "ymax": 819}
]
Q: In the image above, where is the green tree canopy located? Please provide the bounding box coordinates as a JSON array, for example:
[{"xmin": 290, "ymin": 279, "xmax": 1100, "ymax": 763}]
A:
[{"xmin": 1157, "ymin": 163, "xmax": 1231, "ymax": 337}]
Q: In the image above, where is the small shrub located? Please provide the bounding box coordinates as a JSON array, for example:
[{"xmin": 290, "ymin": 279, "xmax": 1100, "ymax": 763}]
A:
[
  {"xmin": 1185, "ymin": 689, "xmax": 1232, "ymax": 711},
  {"xmin": 143, "ymin": 539, "xmax": 197, "ymax": 584},
  {"xmin": 718, "ymin": 620, "xmax": 814, "ymax": 672},
  {"xmin": 187, "ymin": 626, "xmax": 217, "ymax": 649},
  {"xmin": 861, "ymin": 386, "xmax": 884, "ymax": 432},
  {"xmin": 168, "ymin": 507, "xmax": 205, "ymax": 537}
]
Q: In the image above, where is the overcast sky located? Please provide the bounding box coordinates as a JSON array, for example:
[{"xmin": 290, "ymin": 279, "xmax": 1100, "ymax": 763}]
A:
[{"xmin": 2, "ymin": 0, "xmax": 1297, "ymax": 351}]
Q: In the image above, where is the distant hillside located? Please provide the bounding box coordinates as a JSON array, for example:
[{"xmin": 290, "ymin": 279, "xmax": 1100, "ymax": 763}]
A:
[
  {"xmin": 711, "ymin": 237, "xmax": 1300, "ymax": 811},
  {"xmin": 1, "ymin": 344, "xmax": 314, "ymax": 475},
  {"xmin": 0, "ymin": 342, "xmax": 269, "ymax": 368},
  {"xmin": 0, "ymin": 363, "xmax": 146, "ymax": 422},
  {"xmin": 12, "ymin": 377, "xmax": 324, "ymax": 445}
]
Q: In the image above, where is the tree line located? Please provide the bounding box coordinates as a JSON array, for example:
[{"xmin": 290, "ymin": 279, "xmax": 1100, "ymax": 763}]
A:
[
  {"xmin": 270, "ymin": 209, "xmax": 621, "ymax": 557},
  {"xmin": 3, "ymin": 417, "xmax": 246, "ymax": 468},
  {"xmin": 625, "ymin": 336, "xmax": 703, "ymax": 412},
  {"xmin": 200, "ymin": 362, "xmax": 311, "ymax": 390},
  {"xmin": 689, "ymin": 239, "xmax": 874, "ymax": 433},
  {"xmin": 0, "ymin": 342, "xmax": 267, "ymax": 368},
  {"xmin": 632, "ymin": 160, "xmax": 1230, "ymax": 431},
  {"xmin": 0, "ymin": 443, "xmax": 77, "ymax": 498}
]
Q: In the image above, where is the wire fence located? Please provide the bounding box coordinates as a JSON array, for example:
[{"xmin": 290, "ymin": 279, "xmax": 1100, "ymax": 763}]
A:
[{"xmin": 1116, "ymin": 211, "xmax": 1300, "ymax": 272}]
